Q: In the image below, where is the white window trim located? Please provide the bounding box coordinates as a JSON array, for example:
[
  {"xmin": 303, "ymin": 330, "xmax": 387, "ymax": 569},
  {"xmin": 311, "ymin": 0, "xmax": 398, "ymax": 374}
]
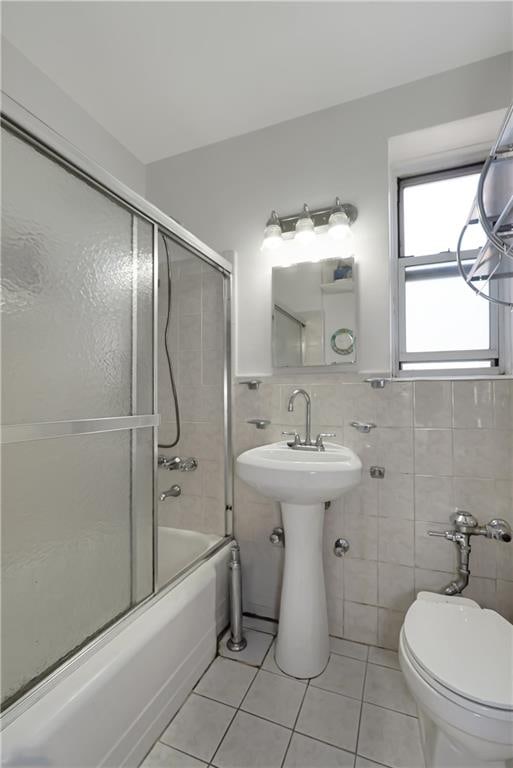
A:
[{"xmin": 391, "ymin": 162, "xmax": 504, "ymax": 378}]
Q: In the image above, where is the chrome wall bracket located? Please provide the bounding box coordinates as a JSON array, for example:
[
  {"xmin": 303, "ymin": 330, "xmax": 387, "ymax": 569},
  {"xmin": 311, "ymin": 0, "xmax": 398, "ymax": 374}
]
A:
[
  {"xmin": 239, "ymin": 380, "xmax": 262, "ymax": 390},
  {"xmin": 370, "ymin": 466, "xmax": 385, "ymax": 479},
  {"xmin": 246, "ymin": 419, "xmax": 271, "ymax": 430},
  {"xmin": 365, "ymin": 378, "xmax": 387, "ymax": 389},
  {"xmin": 350, "ymin": 421, "xmax": 376, "ymax": 433}
]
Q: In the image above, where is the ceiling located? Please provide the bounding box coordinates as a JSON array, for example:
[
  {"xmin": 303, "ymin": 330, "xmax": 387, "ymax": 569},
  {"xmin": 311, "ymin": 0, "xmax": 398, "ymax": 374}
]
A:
[{"xmin": 2, "ymin": 2, "xmax": 512, "ymax": 164}]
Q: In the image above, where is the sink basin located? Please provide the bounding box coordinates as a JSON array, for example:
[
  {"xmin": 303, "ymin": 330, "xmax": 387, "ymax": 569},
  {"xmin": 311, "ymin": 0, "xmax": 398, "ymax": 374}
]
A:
[
  {"xmin": 236, "ymin": 440, "xmax": 362, "ymax": 678},
  {"xmin": 236, "ymin": 441, "xmax": 362, "ymax": 504}
]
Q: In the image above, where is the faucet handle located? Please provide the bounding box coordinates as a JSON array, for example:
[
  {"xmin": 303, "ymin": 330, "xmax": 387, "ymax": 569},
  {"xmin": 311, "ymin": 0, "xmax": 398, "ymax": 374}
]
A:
[
  {"xmin": 315, "ymin": 432, "xmax": 336, "ymax": 449},
  {"xmin": 282, "ymin": 431, "xmax": 300, "ymax": 447}
]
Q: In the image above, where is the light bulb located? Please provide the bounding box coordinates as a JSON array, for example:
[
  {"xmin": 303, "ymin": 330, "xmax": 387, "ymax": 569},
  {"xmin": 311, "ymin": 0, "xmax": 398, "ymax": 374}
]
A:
[
  {"xmin": 261, "ymin": 210, "xmax": 283, "ymax": 251},
  {"xmin": 295, "ymin": 204, "xmax": 315, "ymax": 244},
  {"xmin": 328, "ymin": 208, "xmax": 350, "ymax": 240}
]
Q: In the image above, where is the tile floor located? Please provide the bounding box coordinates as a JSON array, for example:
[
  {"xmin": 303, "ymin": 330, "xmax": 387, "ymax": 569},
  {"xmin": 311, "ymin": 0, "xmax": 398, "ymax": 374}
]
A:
[{"xmin": 140, "ymin": 625, "xmax": 425, "ymax": 768}]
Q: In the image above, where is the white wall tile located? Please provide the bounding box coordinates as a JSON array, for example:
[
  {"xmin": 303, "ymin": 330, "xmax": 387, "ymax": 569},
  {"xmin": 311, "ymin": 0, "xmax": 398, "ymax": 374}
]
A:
[
  {"xmin": 414, "ymin": 567, "xmax": 453, "ymax": 595},
  {"xmin": 375, "ymin": 383, "xmax": 413, "ymax": 428},
  {"xmin": 493, "ymin": 380, "xmax": 513, "ymax": 430},
  {"xmin": 414, "ymin": 429, "xmax": 453, "ymax": 476},
  {"xmin": 414, "ymin": 381, "xmax": 452, "ymax": 428},
  {"xmin": 377, "ymin": 563, "xmax": 414, "ymax": 610},
  {"xmin": 453, "ymin": 429, "xmax": 512, "ymax": 479},
  {"xmin": 414, "ymin": 521, "xmax": 457, "ymax": 572},
  {"xmin": 378, "ymin": 473, "xmax": 414, "ymax": 519},
  {"xmin": 343, "ymin": 511, "xmax": 378, "ymax": 561},
  {"xmin": 496, "ymin": 580, "xmax": 513, "ymax": 622},
  {"xmin": 343, "ymin": 601, "xmax": 378, "ymax": 645},
  {"xmin": 414, "ymin": 475, "xmax": 453, "ymax": 523},
  {"xmin": 378, "ymin": 518, "xmax": 414, "ymax": 566},
  {"xmin": 344, "ymin": 558, "xmax": 378, "ymax": 605},
  {"xmin": 377, "ymin": 608, "xmax": 405, "ymax": 650},
  {"xmin": 378, "ymin": 428, "xmax": 414, "ymax": 473},
  {"xmin": 452, "ymin": 381, "xmax": 493, "ymax": 429}
]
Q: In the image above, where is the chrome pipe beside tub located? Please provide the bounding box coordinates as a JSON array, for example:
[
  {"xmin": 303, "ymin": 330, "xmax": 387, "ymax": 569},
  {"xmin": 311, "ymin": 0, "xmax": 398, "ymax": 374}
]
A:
[{"xmin": 227, "ymin": 541, "xmax": 246, "ymax": 652}]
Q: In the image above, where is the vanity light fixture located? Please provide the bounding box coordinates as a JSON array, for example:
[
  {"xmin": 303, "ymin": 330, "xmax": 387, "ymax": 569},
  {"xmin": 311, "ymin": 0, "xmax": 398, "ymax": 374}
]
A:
[
  {"xmin": 261, "ymin": 198, "xmax": 358, "ymax": 250},
  {"xmin": 261, "ymin": 210, "xmax": 283, "ymax": 250}
]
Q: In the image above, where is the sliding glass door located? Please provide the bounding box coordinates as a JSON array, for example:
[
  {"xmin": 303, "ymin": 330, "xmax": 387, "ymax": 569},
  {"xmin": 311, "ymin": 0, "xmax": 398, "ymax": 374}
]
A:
[{"xmin": 1, "ymin": 124, "xmax": 156, "ymax": 709}]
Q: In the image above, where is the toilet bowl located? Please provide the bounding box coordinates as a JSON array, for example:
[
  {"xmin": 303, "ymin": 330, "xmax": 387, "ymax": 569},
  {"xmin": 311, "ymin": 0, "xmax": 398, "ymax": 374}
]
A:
[{"xmin": 399, "ymin": 592, "xmax": 513, "ymax": 768}]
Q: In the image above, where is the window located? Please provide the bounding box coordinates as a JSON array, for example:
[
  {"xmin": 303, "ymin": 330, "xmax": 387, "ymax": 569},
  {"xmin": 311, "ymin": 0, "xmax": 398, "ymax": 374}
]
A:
[{"xmin": 396, "ymin": 164, "xmax": 500, "ymax": 375}]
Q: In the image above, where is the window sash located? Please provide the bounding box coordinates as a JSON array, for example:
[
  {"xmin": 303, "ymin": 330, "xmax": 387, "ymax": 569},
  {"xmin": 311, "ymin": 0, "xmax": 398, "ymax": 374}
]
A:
[{"xmin": 397, "ymin": 249, "xmax": 499, "ymax": 369}]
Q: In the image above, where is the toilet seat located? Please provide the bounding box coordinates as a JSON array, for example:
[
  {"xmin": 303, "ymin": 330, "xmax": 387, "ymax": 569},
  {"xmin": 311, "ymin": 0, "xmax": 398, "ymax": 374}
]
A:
[{"xmin": 403, "ymin": 592, "xmax": 513, "ymax": 712}]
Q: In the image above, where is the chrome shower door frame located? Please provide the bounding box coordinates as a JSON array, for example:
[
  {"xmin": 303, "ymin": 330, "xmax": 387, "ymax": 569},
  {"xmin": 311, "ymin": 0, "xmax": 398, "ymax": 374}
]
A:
[{"xmin": 0, "ymin": 94, "xmax": 234, "ymax": 717}]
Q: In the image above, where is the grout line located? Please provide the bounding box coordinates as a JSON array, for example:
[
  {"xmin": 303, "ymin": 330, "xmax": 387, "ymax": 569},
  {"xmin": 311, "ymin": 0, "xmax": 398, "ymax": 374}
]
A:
[
  {"xmin": 353, "ymin": 659, "xmax": 369, "ymax": 760},
  {"xmin": 280, "ymin": 672, "xmax": 311, "ymax": 768}
]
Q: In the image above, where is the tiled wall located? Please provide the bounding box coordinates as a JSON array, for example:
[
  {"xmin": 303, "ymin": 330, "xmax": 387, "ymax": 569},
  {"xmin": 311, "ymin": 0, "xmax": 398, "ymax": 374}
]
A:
[
  {"xmin": 234, "ymin": 376, "xmax": 513, "ymax": 650},
  {"xmin": 158, "ymin": 249, "xmax": 226, "ymax": 535}
]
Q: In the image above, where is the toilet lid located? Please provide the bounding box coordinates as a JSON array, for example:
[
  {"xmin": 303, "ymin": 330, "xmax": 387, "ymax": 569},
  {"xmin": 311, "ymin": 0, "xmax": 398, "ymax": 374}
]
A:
[{"xmin": 404, "ymin": 598, "xmax": 513, "ymax": 710}]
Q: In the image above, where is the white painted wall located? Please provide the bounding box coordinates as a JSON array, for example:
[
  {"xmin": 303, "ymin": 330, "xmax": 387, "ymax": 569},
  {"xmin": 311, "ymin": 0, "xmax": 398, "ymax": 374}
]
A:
[
  {"xmin": 1, "ymin": 39, "xmax": 146, "ymax": 195},
  {"xmin": 147, "ymin": 52, "xmax": 513, "ymax": 376}
]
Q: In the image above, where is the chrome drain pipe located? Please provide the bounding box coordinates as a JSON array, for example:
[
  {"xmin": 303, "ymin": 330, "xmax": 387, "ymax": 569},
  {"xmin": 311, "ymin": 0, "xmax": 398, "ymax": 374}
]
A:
[{"xmin": 227, "ymin": 541, "xmax": 247, "ymax": 652}]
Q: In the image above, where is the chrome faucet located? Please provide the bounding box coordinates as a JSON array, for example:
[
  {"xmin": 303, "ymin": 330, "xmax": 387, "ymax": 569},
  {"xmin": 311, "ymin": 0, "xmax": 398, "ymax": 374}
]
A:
[
  {"xmin": 160, "ymin": 485, "xmax": 181, "ymax": 502},
  {"xmin": 287, "ymin": 388, "xmax": 312, "ymax": 445},
  {"xmin": 284, "ymin": 388, "xmax": 335, "ymax": 451}
]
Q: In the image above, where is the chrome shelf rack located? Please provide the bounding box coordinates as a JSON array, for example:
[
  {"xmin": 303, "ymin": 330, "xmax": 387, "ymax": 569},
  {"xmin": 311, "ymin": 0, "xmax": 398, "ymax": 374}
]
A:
[{"xmin": 457, "ymin": 104, "xmax": 513, "ymax": 307}]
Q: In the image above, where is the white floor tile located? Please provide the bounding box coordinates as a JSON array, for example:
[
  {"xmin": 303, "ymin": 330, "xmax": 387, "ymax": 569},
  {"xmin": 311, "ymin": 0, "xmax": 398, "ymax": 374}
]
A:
[
  {"xmin": 219, "ymin": 628, "xmax": 273, "ymax": 666},
  {"xmin": 311, "ymin": 653, "xmax": 366, "ymax": 700},
  {"xmin": 358, "ymin": 703, "xmax": 424, "ymax": 768},
  {"xmin": 283, "ymin": 733, "xmax": 355, "ymax": 768},
  {"xmin": 356, "ymin": 757, "xmax": 389, "ymax": 768},
  {"xmin": 261, "ymin": 641, "xmax": 308, "ymax": 681},
  {"xmin": 195, "ymin": 657, "xmax": 257, "ymax": 707},
  {"xmin": 368, "ymin": 647, "xmax": 400, "ymax": 670},
  {"xmin": 330, "ymin": 636, "xmax": 369, "ymax": 661},
  {"xmin": 241, "ymin": 669, "xmax": 306, "ymax": 728},
  {"xmin": 212, "ymin": 710, "xmax": 290, "ymax": 768},
  {"xmin": 140, "ymin": 743, "xmax": 207, "ymax": 767},
  {"xmin": 160, "ymin": 694, "xmax": 235, "ymax": 763},
  {"xmin": 364, "ymin": 665, "xmax": 417, "ymax": 716},
  {"xmin": 296, "ymin": 686, "xmax": 361, "ymax": 753}
]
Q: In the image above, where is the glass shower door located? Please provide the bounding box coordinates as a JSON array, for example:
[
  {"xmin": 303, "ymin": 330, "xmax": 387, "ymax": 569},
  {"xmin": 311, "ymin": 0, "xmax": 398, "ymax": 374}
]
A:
[{"xmin": 1, "ymin": 124, "xmax": 156, "ymax": 709}]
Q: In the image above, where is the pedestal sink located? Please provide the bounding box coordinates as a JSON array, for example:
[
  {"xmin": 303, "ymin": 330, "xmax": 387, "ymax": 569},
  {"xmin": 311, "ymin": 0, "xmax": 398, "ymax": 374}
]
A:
[{"xmin": 236, "ymin": 441, "xmax": 362, "ymax": 678}]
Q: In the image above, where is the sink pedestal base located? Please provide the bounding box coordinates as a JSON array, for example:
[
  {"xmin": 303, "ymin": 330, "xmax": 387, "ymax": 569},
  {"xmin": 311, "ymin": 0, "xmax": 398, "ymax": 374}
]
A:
[{"xmin": 275, "ymin": 502, "xmax": 329, "ymax": 678}]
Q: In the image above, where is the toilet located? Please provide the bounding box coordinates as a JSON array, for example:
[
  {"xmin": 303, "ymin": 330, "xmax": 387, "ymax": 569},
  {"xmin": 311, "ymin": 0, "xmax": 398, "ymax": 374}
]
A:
[{"xmin": 399, "ymin": 592, "xmax": 513, "ymax": 768}]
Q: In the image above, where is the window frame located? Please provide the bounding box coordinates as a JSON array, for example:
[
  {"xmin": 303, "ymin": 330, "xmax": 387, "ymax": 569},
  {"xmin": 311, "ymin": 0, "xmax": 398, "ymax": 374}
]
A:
[{"xmin": 394, "ymin": 163, "xmax": 502, "ymax": 377}]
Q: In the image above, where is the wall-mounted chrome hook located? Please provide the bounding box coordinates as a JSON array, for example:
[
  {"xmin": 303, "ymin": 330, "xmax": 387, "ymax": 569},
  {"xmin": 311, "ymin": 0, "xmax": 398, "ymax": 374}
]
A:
[
  {"xmin": 364, "ymin": 378, "xmax": 387, "ymax": 389},
  {"xmin": 239, "ymin": 380, "xmax": 262, "ymax": 390},
  {"xmin": 247, "ymin": 419, "xmax": 271, "ymax": 430},
  {"xmin": 350, "ymin": 421, "xmax": 376, "ymax": 433}
]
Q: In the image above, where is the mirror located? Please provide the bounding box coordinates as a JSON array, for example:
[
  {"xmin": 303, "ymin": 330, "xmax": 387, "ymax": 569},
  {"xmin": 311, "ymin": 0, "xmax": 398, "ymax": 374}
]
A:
[{"xmin": 272, "ymin": 256, "xmax": 357, "ymax": 368}]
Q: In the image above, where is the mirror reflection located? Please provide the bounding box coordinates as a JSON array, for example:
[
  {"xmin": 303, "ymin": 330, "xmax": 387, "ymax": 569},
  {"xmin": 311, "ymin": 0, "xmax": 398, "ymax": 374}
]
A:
[{"xmin": 272, "ymin": 257, "xmax": 357, "ymax": 368}]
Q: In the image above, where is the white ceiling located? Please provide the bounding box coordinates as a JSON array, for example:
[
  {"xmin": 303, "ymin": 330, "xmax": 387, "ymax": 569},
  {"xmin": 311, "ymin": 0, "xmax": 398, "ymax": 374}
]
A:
[{"xmin": 2, "ymin": 2, "xmax": 512, "ymax": 164}]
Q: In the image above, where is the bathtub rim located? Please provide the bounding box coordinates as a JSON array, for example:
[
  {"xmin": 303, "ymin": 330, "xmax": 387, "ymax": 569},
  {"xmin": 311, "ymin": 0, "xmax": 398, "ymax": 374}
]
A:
[{"xmin": 1, "ymin": 534, "xmax": 233, "ymax": 729}]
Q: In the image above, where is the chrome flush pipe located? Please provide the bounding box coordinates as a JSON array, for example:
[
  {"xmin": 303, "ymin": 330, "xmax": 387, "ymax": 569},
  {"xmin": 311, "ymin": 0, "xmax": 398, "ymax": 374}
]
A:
[{"xmin": 287, "ymin": 388, "xmax": 312, "ymax": 445}]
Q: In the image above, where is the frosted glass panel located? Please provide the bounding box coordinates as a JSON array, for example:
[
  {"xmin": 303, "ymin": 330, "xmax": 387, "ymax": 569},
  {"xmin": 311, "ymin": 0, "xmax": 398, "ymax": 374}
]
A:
[
  {"xmin": 405, "ymin": 262, "xmax": 490, "ymax": 353},
  {"xmin": 1, "ymin": 127, "xmax": 152, "ymax": 423},
  {"xmin": 1, "ymin": 429, "xmax": 152, "ymax": 708}
]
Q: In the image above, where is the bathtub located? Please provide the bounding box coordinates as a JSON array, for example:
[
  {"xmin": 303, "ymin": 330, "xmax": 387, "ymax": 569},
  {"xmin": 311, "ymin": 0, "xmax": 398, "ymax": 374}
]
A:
[
  {"xmin": 157, "ymin": 526, "xmax": 222, "ymax": 588},
  {"xmin": 1, "ymin": 537, "xmax": 231, "ymax": 768}
]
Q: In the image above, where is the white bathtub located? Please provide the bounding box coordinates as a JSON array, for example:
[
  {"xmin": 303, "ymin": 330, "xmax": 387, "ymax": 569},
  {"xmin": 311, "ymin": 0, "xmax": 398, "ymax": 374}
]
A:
[
  {"xmin": 158, "ymin": 526, "xmax": 222, "ymax": 588},
  {"xmin": 1, "ymin": 539, "xmax": 230, "ymax": 768}
]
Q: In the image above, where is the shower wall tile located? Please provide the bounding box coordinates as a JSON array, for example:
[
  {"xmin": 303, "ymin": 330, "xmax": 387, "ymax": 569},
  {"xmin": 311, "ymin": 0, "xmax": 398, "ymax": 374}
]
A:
[
  {"xmin": 233, "ymin": 377, "xmax": 513, "ymax": 650},
  {"xmin": 158, "ymin": 259, "xmax": 226, "ymax": 538}
]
